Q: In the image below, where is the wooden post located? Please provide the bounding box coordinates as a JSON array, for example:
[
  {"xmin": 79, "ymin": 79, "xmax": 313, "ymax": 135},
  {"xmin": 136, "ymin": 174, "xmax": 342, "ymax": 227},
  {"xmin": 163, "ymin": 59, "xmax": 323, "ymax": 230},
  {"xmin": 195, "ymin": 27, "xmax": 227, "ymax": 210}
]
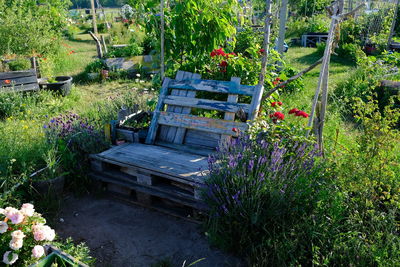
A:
[
  {"xmin": 101, "ymin": 35, "xmax": 108, "ymax": 55},
  {"xmin": 160, "ymin": 0, "xmax": 165, "ymax": 81},
  {"xmin": 89, "ymin": 31, "xmax": 103, "ymax": 58},
  {"xmin": 90, "ymin": 0, "xmax": 98, "ymax": 36},
  {"xmin": 306, "ymin": 1, "xmax": 341, "ymax": 151},
  {"xmin": 250, "ymin": 0, "xmax": 272, "ymax": 120},
  {"xmin": 277, "ymin": 0, "xmax": 288, "ymax": 55},
  {"xmin": 388, "ymin": 0, "xmax": 399, "ymax": 49}
]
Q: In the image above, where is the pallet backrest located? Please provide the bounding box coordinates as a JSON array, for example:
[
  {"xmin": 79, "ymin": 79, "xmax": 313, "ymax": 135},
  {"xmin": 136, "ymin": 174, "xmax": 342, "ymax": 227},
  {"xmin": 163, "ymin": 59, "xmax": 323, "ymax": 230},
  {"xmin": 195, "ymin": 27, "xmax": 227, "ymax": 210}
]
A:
[
  {"xmin": 146, "ymin": 71, "xmax": 263, "ymax": 154},
  {"xmin": 0, "ymin": 69, "xmax": 39, "ymax": 92}
]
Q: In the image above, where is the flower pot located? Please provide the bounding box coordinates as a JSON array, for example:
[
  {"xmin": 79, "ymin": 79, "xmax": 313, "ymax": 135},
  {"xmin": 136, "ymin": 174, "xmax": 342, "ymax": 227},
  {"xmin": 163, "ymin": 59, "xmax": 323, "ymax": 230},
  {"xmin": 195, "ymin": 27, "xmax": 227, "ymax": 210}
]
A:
[
  {"xmin": 39, "ymin": 76, "xmax": 73, "ymax": 96},
  {"xmin": 33, "ymin": 175, "xmax": 65, "ymax": 197},
  {"xmin": 29, "ymin": 245, "xmax": 89, "ymax": 267}
]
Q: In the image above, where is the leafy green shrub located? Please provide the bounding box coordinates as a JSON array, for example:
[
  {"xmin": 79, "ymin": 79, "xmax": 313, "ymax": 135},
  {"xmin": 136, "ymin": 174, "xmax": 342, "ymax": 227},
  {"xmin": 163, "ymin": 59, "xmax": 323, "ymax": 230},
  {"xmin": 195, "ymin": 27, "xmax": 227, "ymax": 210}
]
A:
[
  {"xmin": 63, "ymin": 24, "xmax": 81, "ymax": 40},
  {"xmin": 234, "ymin": 27, "xmax": 263, "ymax": 55},
  {"xmin": 7, "ymin": 58, "xmax": 31, "ymax": 71},
  {"xmin": 106, "ymin": 42, "xmax": 143, "ymax": 58},
  {"xmin": 0, "ymin": 0, "xmax": 71, "ymax": 56},
  {"xmin": 84, "ymin": 59, "xmax": 106, "ymax": 73},
  {"xmin": 336, "ymin": 43, "xmax": 366, "ymax": 64},
  {"xmin": 333, "ymin": 56, "xmax": 392, "ymax": 114},
  {"xmin": 286, "ymin": 15, "xmax": 330, "ymax": 38}
]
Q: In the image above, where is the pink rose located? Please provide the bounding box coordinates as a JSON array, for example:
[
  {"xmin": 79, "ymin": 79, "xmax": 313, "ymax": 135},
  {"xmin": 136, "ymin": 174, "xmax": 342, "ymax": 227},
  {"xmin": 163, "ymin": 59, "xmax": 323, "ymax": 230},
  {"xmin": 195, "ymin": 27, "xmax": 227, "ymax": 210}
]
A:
[
  {"xmin": 32, "ymin": 245, "xmax": 45, "ymax": 258},
  {"xmin": 5, "ymin": 208, "xmax": 24, "ymax": 224},
  {"xmin": 32, "ymin": 225, "xmax": 55, "ymax": 241}
]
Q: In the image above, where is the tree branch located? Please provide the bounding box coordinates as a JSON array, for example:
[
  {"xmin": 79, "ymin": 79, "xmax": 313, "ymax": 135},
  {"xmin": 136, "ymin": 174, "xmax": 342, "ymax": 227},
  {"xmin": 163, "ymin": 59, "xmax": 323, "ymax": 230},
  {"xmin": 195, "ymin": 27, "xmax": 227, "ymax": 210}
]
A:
[{"xmin": 260, "ymin": 57, "xmax": 323, "ymax": 104}]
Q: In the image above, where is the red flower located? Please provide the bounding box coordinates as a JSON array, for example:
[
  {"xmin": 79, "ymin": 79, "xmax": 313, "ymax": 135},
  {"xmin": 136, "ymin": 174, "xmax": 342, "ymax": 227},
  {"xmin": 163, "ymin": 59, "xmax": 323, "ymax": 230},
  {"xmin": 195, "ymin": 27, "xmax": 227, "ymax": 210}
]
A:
[
  {"xmin": 271, "ymin": 102, "xmax": 277, "ymax": 107},
  {"xmin": 259, "ymin": 49, "xmax": 265, "ymax": 54},
  {"xmin": 270, "ymin": 111, "xmax": 284, "ymax": 120},
  {"xmin": 272, "ymin": 81, "xmax": 278, "ymax": 86},
  {"xmin": 211, "ymin": 48, "xmax": 226, "ymax": 57},
  {"xmin": 232, "ymin": 127, "xmax": 239, "ymax": 133},
  {"xmin": 4, "ymin": 79, "xmax": 11, "ymax": 84},
  {"xmin": 219, "ymin": 61, "xmax": 228, "ymax": 67},
  {"xmin": 296, "ymin": 111, "xmax": 309, "ymax": 118},
  {"xmin": 278, "ymin": 101, "xmax": 283, "ymax": 106},
  {"xmin": 289, "ymin": 108, "xmax": 299, "ymax": 114},
  {"xmin": 275, "ymin": 77, "xmax": 281, "ymax": 81}
]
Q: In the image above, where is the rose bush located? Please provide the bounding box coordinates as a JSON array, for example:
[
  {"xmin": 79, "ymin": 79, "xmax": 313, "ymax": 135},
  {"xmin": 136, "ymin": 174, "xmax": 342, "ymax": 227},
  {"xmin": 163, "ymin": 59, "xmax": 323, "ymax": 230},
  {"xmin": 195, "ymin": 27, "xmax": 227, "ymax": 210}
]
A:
[{"xmin": 0, "ymin": 203, "xmax": 56, "ymax": 266}]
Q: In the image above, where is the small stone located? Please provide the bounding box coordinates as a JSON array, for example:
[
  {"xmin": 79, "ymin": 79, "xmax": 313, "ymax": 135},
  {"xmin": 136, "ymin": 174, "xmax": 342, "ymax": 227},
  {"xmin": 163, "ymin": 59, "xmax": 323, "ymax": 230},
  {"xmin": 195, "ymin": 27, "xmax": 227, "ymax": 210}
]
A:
[
  {"xmin": 59, "ymin": 218, "xmax": 64, "ymax": 223},
  {"xmin": 74, "ymin": 212, "xmax": 79, "ymax": 217}
]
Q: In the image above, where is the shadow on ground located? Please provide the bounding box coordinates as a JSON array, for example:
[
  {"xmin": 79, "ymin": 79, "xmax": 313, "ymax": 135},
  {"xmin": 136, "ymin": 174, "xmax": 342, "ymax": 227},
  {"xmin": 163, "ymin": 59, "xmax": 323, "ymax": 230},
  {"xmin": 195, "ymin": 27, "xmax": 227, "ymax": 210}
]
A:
[{"xmin": 55, "ymin": 195, "xmax": 244, "ymax": 267}]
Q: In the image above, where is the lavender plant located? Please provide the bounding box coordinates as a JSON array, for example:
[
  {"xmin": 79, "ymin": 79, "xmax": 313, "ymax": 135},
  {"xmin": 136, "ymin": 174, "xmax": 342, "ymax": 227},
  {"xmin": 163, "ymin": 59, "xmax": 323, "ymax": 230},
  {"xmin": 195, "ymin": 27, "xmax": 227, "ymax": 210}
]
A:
[{"xmin": 204, "ymin": 135, "xmax": 322, "ymax": 261}]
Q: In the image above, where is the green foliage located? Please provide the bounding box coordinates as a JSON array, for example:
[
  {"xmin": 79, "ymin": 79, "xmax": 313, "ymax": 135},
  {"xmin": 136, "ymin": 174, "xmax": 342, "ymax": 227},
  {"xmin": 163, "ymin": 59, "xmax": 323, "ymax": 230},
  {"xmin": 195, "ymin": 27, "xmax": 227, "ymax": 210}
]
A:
[
  {"xmin": 289, "ymin": 0, "xmax": 332, "ymax": 17},
  {"xmin": 106, "ymin": 42, "xmax": 144, "ymax": 58},
  {"xmin": 0, "ymin": 0, "xmax": 71, "ymax": 56},
  {"xmin": 48, "ymin": 238, "xmax": 96, "ymax": 266},
  {"xmin": 234, "ymin": 27, "xmax": 263, "ymax": 56},
  {"xmin": 145, "ymin": 0, "xmax": 238, "ymax": 67},
  {"xmin": 286, "ymin": 14, "xmax": 330, "ymax": 38},
  {"xmin": 333, "ymin": 55, "xmax": 392, "ymax": 114},
  {"xmin": 7, "ymin": 58, "xmax": 32, "ymax": 71}
]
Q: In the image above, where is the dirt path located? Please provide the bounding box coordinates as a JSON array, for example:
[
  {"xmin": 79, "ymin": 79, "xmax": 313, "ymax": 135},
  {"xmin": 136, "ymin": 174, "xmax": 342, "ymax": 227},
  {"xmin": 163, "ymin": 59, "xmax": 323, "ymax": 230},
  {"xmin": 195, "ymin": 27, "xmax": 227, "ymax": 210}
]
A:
[{"xmin": 55, "ymin": 195, "xmax": 244, "ymax": 267}]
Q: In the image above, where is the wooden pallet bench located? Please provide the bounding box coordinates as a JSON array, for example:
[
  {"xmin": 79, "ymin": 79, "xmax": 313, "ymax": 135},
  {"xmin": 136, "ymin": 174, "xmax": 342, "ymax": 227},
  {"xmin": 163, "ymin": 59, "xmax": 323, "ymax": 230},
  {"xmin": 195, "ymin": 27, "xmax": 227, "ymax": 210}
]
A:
[
  {"xmin": 301, "ymin": 33, "xmax": 328, "ymax": 47},
  {"xmin": 0, "ymin": 69, "xmax": 39, "ymax": 93},
  {"xmin": 90, "ymin": 71, "xmax": 262, "ymax": 218}
]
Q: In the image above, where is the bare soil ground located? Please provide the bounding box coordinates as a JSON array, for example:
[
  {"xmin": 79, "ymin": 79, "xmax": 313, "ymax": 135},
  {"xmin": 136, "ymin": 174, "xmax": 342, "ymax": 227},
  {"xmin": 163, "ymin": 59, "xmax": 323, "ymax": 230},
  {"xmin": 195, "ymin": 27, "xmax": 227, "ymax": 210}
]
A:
[{"xmin": 55, "ymin": 195, "xmax": 245, "ymax": 267}]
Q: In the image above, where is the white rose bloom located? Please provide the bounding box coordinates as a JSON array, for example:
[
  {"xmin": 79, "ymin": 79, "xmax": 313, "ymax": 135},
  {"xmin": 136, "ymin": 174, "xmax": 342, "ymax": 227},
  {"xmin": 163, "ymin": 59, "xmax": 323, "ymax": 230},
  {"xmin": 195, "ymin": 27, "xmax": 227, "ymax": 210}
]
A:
[
  {"xmin": 32, "ymin": 245, "xmax": 45, "ymax": 258},
  {"xmin": 9, "ymin": 239, "xmax": 23, "ymax": 250},
  {"xmin": 0, "ymin": 208, "xmax": 5, "ymax": 215},
  {"xmin": 0, "ymin": 221, "xmax": 8, "ymax": 233},
  {"xmin": 3, "ymin": 251, "xmax": 18, "ymax": 265},
  {"xmin": 20, "ymin": 203, "xmax": 35, "ymax": 217},
  {"xmin": 11, "ymin": 230, "xmax": 25, "ymax": 240}
]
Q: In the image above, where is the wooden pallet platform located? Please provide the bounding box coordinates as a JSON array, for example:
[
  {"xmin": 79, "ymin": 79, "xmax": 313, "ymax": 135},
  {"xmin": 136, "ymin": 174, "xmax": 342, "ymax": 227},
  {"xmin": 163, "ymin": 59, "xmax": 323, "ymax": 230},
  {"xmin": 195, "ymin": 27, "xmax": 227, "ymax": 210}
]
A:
[
  {"xmin": 89, "ymin": 143, "xmax": 210, "ymax": 219},
  {"xmin": 90, "ymin": 171, "xmax": 207, "ymax": 222}
]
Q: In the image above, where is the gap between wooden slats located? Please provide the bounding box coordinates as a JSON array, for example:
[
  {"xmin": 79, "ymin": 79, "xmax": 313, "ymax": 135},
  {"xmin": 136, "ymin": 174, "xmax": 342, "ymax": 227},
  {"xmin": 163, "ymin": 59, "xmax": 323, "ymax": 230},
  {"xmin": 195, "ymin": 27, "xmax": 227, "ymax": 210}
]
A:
[
  {"xmin": 168, "ymin": 79, "xmax": 255, "ymax": 96},
  {"xmin": 163, "ymin": 95, "xmax": 250, "ymax": 113},
  {"xmin": 158, "ymin": 112, "xmax": 248, "ymax": 136}
]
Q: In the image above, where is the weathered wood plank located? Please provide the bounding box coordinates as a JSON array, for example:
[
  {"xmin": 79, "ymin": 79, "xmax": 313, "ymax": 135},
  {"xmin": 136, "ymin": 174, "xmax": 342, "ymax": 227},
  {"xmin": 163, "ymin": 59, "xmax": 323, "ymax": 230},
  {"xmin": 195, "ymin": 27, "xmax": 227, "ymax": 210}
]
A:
[
  {"xmin": 96, "ymin": 143, "xmax": 209, "ymax": 184},
  {"xmin": 221, "ymin": 77, "xmax": 241, "ymax": 144},
  {"xmin": 0, "ymin": 83, "xmax": 40, "ymax": 93},
  {"xmin": 164, "ymin": 95, "xmax": 250, "ymax": 113},
  {"xmin": 0, "ymin": 70, "xmax": 36, "ymax": 80},
  {"xmin": 169, "ymin": 79, "xmax": 255, "ymax": 96},
  {"xmin": 249, "ymin": 84, "xmax": 264, "ymax": 120},
  {"xmin": 158, "ymin": 70, "xmax": 187, "ymax": 142},
  {"xmin": 158, "ymin": 112, "xmax": 248, "ymax": 136},
  {"xmin": 165, "ymin": 71, "xmax": 195, "ymax": 143},
  {"xmin": 173, "ymin": 73, "xmax": 201, "ymax": 144},
  {"xmin": 0, "ymin": 75, "xmax": 38, "ymax": 87},
  {"xmin": 155, "ymin": 141, "xmax": 214, "ymax": 156},
  {"xmin": 145, "ymin": 77, "xmax": 171, "ymax": 144},
  {"xmin": 184, "ymin": 129, "xmax": 220, "ymax": 150}
]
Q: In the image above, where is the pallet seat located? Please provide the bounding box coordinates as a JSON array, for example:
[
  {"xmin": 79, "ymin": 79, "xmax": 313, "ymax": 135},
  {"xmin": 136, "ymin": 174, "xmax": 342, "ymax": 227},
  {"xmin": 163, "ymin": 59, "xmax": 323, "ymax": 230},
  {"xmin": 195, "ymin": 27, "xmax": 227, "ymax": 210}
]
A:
[{"xmin": 90, "ymin": 71, "xmax": 263, "ymax": 218}]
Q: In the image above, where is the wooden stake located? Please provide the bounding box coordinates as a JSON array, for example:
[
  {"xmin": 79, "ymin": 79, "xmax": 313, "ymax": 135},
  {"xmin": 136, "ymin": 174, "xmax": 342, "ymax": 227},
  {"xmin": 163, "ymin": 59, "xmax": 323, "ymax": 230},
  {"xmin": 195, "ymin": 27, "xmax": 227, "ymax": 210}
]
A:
[
  {"xmin": 101, "ymin": 35, "xmax": 108, "ymax": 55},
  {"xmin": 277, "ymin": 0, "xmax": 288, "ymax": 55},
  {"xmin": 89, "ymin": 31, "xmax": 103, "ymax": 58},
  {"xmin": 160, "ymin": 0, "xmax": 165, "ymax": 81},
  {"xmin": 388, "ymin": 0, "xmax": 399, "ymax": 49},
  {"xmin": 90, "ymin": 0, "xmax": 98, "ymax": 36},
  {"xmin": 250, "ymin": 0, "xmax": 272, "ymax": 120}
]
